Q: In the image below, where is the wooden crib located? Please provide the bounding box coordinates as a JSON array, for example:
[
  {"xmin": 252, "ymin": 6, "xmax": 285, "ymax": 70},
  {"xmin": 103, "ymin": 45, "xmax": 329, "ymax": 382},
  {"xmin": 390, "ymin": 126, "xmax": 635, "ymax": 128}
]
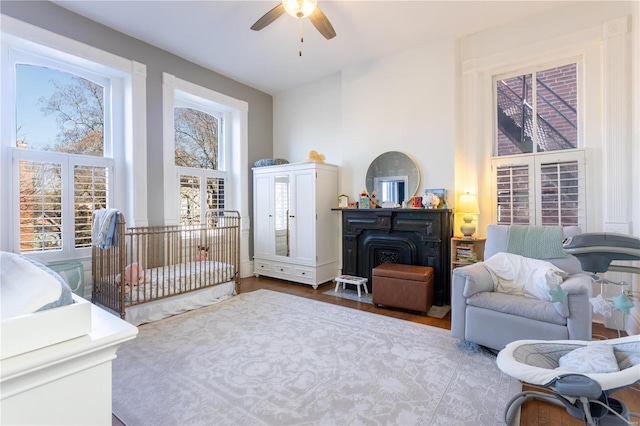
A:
[{"xmin": 92, "ymin": 210, "xmax": 240, "ymax": 324}]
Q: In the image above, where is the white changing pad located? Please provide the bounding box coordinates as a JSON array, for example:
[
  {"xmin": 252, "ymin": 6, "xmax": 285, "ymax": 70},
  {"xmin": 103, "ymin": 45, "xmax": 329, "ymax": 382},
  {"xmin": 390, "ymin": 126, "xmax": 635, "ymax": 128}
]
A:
[{"xmin": 0, "ymin": 252, "xmax": 72, "ymax": 320}]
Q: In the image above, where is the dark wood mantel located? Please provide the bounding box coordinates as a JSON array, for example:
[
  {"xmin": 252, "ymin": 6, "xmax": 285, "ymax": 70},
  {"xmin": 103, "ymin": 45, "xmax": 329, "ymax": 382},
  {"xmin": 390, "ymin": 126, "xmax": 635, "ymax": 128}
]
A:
[{"xmin": 336, "ymin": 208, "xmax": 453, "ymax": 306}]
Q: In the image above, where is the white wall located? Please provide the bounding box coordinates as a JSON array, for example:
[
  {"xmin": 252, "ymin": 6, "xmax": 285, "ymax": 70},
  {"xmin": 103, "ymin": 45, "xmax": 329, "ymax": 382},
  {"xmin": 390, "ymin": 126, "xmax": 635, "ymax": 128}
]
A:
[{"xmin": 274, "ymin": 38, "xmax": 457, "ymax": 203}]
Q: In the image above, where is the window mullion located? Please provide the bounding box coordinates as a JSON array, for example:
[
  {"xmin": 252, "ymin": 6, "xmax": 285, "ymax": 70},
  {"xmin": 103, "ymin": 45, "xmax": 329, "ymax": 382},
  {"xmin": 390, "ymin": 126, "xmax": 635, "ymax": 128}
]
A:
[
  {"xmin": 62, "ymin": 156, "xmax": 74, "ymax": 258},
  {"xmin": 200, "ymin": 170, "xmax": 208, "ymax": 223},
  {"xmin": 531, "ymin": 70, "xmax": 538, "ymax": 153}
]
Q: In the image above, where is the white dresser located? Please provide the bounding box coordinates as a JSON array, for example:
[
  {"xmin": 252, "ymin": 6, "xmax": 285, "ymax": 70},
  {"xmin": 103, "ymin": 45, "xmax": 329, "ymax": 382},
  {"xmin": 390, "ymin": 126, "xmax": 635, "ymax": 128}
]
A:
[
  {"xmin": 1, "ymin": 304, "xmax": 138, "ymax": 425},
  {"xmin": 253, "ymin": 162, "xmax": 339, "ymax": 288}
]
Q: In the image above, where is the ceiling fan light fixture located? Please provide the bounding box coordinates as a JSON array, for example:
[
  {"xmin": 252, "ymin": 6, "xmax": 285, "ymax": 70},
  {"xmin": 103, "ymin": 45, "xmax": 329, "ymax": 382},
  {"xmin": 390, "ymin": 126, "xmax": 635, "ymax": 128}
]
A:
[{"xmin": 282, "ymin": 0, "xmax": 317, "ymax": 19}]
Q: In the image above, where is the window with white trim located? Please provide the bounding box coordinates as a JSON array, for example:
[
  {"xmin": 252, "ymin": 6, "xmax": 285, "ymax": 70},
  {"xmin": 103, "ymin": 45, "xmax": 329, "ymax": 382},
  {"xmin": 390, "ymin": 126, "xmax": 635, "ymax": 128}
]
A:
[
  {"xmin": 1, "ymin": 18, "xmax": 143, "ymax": 263},
  {"xmin": 8, "ymin": 53, "xmax": 116, "ymax": 260},
  {"xmin": 162, "ymin": 72, "xmax": 246, "ymax": 228},
  {"xmin": 492, "ymin": 61, "xmax": 586, "ymax": 228},
  {"xmin": 174, "ymin": 103, "xmax": 226, "ymax": 225}
]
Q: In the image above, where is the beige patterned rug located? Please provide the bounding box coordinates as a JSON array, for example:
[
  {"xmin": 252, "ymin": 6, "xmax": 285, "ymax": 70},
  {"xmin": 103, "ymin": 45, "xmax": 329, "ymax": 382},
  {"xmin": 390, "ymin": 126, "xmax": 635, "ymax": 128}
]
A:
[{"xmin": 112, "ymin": 290, "xmax": 520, "ymax": 425}]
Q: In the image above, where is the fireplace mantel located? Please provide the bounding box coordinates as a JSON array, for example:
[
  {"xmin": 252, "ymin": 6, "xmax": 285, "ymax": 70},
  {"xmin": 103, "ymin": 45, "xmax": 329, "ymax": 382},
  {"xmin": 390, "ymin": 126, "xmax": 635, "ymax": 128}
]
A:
[{"xmin": 338, "ymin": 209, "xmax": 453, "ymax": 306}]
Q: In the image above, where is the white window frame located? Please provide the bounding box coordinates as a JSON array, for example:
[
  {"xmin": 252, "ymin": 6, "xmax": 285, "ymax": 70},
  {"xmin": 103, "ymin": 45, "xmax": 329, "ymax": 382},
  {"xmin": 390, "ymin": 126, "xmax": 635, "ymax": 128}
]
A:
[
  {"xmin": 489, "ymin": 57, "xmax": 587, "ymax": 229},
  {"xmin": 0, "ymin": 15, "xmax": 147, "ymax": 262},
  {"xmin": 162, "ymin": 72, "xmax": 248, "ymax": 226}
]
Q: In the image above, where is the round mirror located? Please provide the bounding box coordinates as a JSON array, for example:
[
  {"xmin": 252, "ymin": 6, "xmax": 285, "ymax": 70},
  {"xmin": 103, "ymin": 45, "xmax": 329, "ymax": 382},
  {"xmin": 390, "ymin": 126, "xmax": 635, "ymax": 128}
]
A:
[{"xmin": 365, "ymin": 151, "xmax": 420, "ymax": 205}]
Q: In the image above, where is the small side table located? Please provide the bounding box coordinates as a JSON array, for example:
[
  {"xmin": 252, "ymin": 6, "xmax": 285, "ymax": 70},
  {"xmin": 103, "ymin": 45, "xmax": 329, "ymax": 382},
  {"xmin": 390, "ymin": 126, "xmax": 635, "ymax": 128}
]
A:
[{"xmin": 334, "ymin": 275, "xmax": 369, "ymax": 298}]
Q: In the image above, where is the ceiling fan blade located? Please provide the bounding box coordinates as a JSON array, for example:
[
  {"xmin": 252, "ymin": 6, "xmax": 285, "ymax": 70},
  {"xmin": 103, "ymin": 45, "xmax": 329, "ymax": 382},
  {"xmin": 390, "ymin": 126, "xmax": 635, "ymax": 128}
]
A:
[
  {"xmin": 309, "ymin": 6, "xmax": 336, "ymax": 40},
  {"xmin": 250, "ymin": 4, "xmax": 286, "ymax": 31}
]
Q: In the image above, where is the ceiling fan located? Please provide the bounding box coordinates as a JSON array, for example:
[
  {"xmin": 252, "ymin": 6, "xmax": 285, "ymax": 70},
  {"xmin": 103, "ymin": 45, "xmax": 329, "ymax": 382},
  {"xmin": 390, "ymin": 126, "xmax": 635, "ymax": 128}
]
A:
[{"xmin": 251, "ymin": 0, "xmax": 337, "ymax": 40}]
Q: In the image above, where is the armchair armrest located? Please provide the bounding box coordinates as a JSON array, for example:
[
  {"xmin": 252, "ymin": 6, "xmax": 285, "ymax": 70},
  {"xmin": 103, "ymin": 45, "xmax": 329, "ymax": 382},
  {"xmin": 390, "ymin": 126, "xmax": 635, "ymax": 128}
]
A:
[
  {"xmin": 451, "ymin": 262, "xmax": 494, "ymax": 342},
  {"xmin": 562, "ymin": 274, "xmax": 593, "ymax": 295},
  {"xmin": 453, "ymin": 262, "xmax": 494, "ymax": 298}
]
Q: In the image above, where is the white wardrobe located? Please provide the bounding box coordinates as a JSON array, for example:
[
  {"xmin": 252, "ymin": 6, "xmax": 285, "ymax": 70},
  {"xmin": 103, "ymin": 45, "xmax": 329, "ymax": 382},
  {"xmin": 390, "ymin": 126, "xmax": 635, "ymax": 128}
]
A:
[{"xmin": 253, "ymin": 162, "xmax": 338, "ymax": 288}]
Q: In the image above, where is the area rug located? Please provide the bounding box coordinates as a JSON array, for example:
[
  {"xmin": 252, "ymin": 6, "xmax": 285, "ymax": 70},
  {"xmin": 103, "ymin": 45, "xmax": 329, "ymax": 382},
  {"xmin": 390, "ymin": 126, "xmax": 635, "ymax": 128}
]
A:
[
  {"xmin": 323, "ymin": 287, "xmax": 451, "ymax": 318},
  {"xmin": 112, "ymin": 290, "xmax": 519, "ymax": 425}
]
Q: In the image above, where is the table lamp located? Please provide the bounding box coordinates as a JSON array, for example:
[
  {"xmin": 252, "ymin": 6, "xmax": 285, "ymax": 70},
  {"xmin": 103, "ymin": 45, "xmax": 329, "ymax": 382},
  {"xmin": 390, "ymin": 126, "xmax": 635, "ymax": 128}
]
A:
[{"xmin": 457, "ymin": 193, "xmax": 479, "ymax": 238}]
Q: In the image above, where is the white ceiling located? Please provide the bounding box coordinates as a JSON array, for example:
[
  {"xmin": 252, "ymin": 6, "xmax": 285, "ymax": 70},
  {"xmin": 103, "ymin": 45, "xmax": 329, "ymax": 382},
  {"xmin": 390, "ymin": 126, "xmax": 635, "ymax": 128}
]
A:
[{"xmin": 52, "ymin": 1, "xmax": 571, "ymax": 95}]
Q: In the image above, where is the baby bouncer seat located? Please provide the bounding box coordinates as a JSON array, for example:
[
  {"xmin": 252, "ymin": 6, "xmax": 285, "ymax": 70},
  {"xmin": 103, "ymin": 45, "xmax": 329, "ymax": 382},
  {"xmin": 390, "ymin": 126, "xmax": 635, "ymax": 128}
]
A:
[
  {"xmin": 497, "ymin": 232, "xmax": 640, "ymax": 425},
  {"xmin": 497, "ymin": 336, "xmax": 640, "ymax": 425}
]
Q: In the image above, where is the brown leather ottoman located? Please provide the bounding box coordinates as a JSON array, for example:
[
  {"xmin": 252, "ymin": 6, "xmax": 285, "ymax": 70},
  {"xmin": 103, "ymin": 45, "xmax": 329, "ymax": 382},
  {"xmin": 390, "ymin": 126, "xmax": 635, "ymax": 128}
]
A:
[{"xmin": 372, "ymin": 263, "xmax": 434, "ymax": 315}]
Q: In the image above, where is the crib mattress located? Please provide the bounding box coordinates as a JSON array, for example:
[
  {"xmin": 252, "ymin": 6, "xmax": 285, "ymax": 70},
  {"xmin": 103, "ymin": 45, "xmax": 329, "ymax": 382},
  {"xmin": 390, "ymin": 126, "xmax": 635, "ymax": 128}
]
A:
[{"xmin": 126, "ymin": 260, "xmax": 234, "ymax": 304}]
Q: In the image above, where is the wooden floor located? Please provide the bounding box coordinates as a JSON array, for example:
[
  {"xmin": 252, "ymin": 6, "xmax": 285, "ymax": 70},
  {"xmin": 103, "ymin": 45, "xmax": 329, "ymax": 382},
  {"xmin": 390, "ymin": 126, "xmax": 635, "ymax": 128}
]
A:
[{"xmin": 113, "ymin": 276, "xmax": 640, "ymax": 426}]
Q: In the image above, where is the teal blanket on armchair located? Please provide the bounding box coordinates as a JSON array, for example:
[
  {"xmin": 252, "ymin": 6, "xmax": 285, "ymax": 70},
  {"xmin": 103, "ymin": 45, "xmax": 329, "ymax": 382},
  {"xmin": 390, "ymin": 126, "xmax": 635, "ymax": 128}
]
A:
[{"xmin": 506, "ymin": 225, "xmax": 566, "ymax": 259}]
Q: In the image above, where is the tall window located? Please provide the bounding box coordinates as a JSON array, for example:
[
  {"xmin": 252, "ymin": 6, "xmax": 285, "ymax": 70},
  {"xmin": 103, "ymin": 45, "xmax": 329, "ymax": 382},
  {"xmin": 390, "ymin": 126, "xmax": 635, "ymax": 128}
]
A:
[
  {"xmin": 2, "ymin": 18, "xmax": 145, "ymax": 262},
  {"xmin": 174, "ymin": 104, "xmax": 225, "ymax": 225},
  {"xmin": 492, "ymin": 62, "xmax": 585, "ymax": 228},
  {"xmin": 163, "ymin": 72, "xmax": 246, "ymax": 228},
  {"xmin": 12, "ymin": 59, "xmax": 113, "ymax": 257}
]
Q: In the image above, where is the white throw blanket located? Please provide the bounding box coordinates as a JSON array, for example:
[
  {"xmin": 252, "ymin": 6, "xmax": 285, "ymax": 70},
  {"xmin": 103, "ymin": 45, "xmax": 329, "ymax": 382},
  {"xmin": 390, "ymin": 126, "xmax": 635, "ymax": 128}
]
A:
[
  {"xmin": 1, "ymin": 252, "xmax": 63, "ymax": 319},
  {"xmin": 484, "ymin": 252, "xmax": 568, "ymax": 301}
]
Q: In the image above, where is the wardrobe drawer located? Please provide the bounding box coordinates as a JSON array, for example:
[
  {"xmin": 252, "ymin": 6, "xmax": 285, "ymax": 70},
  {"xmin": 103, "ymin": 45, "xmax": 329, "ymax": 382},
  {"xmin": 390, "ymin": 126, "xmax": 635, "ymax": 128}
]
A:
[
  {"xmin": 254, "ymin": 261, "xmax": 271, "ymax": 273},
  {"xmin": 294, "ymin": 268, "xmax": 314, "ymax": 281},
  {"xmin": 273, "ymin": 264, "xmax": 291, "ymax": 275}
]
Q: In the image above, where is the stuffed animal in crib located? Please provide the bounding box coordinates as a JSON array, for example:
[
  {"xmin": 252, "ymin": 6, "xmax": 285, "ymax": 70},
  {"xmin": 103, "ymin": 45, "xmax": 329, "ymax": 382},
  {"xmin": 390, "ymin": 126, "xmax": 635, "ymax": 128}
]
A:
[
  {"xmin": 120, "ymin": 262, "xmax": 145, "ymax": 292},
  {"xmin": 196, "ymin": 246, "xmax": 209, "ymax": 261}
]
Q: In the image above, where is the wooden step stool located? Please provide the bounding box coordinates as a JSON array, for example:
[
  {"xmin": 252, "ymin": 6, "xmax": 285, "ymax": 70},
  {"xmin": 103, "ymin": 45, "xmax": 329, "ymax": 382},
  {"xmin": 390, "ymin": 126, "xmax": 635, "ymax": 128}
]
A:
[{"xmin": 372, "ymin": 263, "xmax": 434, "ymax": 315}]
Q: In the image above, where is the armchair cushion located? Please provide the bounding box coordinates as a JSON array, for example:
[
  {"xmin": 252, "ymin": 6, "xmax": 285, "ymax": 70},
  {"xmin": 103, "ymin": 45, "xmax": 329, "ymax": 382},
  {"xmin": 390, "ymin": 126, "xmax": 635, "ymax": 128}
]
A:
[{"xmin": 468, "ymin": 291, "xmax": 567, "ymax": 325}]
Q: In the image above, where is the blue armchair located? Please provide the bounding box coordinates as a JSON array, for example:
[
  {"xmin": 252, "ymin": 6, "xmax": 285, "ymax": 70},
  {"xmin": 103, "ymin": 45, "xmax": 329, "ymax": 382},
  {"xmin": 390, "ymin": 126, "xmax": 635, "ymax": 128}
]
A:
[{"xmin": 451, "ymin": 225, "xmax": 593, "ymax": 351}]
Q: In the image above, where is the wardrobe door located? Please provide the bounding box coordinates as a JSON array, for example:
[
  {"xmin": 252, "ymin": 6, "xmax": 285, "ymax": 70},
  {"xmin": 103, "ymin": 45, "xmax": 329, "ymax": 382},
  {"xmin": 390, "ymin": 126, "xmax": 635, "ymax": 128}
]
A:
[
  {"xmin": 291, "ymin": 170, "xmax": 315, "ymax": 265},
  {"xmin": 253, "ymin": 173, "xmax": 273, "ymax": 258}
]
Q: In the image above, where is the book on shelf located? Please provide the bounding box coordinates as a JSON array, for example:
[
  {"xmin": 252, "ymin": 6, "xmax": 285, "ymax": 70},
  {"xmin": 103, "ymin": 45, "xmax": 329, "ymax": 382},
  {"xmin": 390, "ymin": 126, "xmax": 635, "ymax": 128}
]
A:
[{"xmin": 456, "ymin": 243, "xmax": 478, "ymax": 262}]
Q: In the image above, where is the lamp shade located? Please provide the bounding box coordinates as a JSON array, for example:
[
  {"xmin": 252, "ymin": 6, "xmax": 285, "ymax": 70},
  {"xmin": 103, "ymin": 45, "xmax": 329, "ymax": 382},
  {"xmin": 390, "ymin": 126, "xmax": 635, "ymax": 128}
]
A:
[
  {"xmin": 282, "ymin": 0, "xmax": 317, "ymax": 18},
  {"xmin": 457, "ymin": 193, "xmax": 479, "ymax": 214}
]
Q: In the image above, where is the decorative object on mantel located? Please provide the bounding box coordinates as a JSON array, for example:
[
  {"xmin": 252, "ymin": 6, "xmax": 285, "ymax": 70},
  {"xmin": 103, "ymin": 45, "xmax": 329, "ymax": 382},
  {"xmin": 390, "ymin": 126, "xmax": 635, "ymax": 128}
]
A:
[
  {"xmin": 253, "ymin": 158, "xmax": 289, "ymax": 167},
  {"xmin": 358, "ymin": 189, "xmax": 370, "ymax": 209},
  {"xmin": 337, "ymin": 194, "xmax": 349, "ymax": 208},
  {"xmin": 381, "ymin": 201, "xmax": 399, "ymax": 208},
  {"xmin": 424, "ymin": 188, "xmax": 448, "ymax": 209},
  {"xmin": 369, "ymin": 191, "xmax": 380, "ymax": 208},
  {"xmin": 305, "ymin": 150, "xmax": 325, "ymax": 162},
  {"xmin": 422, "ymin": 192, "xmax": 440, "ymax": 209},
  {"xmin": 457, "ymin": 193, "xmax": 480, "ymax": 238}
]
